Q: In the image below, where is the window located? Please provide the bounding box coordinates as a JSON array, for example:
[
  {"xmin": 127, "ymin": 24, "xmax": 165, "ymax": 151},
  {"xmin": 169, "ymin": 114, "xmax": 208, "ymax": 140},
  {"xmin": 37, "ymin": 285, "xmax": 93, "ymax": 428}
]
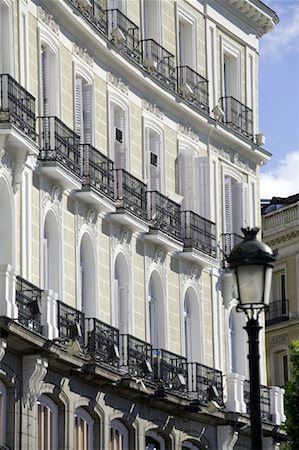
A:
[
  {"xmin": 144, "ymin": 127, "xmax": 163, "ymax": 192},
  {"xmin": 224, "ymin": 175, "xmax": 248, "ymax": 247},
  {"xmin": 113, "ymin": 253, "xmax": 131, "ymax": 334},
  {"xmin": 0, "ymin": 381, "xmax": 6, "ymax": 448},
  {"xmin": 110, "ymin": 420, "xmax": 128, "ymax": 450},
  {"xmin": 221, "ymin": 43, "xmax": 240, "ymax": 100},
  {"xmin": 145, "ymin": 433, "xmax": 165, "ymax": 450},
  {"xmin": 40, "ymin": 42, "xmax": 59, "ymax": 116},
  {"xmin": 183, "ymin": 288, "xmax": 202, "ymax": 363},
  {"xmin": 43, "ymin": 211, "xmax": 60, "ymax": 295},
  {"xmin": 74, "ymin": 408, "xmax": 94, "ymax": 450},
  {"xmin": 37, "ymin": 396, "xmax": 58, "ymax": 450},
  {"xmin": 75, "ymin": 76, "xmax": 93, "ymax": 144},
  {"xmin": 0, "ymin": 0, "xmax": 13, "ymax": 74},
  {"xmin": 110, "ymin": 102, "xmax": 128, "ymax": 170},
  {"xmin": 177, "ymin": 10, "xmax": 196, "ymax": 69},
  {"xmin": 272, "ymin": 270, "xmax": 287, "ymax": 303},
  {"xmin": 272, "ymin": 351, "xmax": 289, "ymax": 387},
  {"xmin": 228, "ymin": 308, "xmax": 247, "ymax": 376},
  {"xmin": 143, "ymin": 0, "xmax": 161, "ymax": 42},
  {"xmin": 0, "ymin": 177, "xmax": 13, "ymax": 266},
  {"xmin": 148, "ymin": 271, "xmax": 166, "ymax": 348},
  {"xmin": 79, "ymin": 232, "xmax": 97, "ymax": 318},
  {"xmin": 19, "ymin": 3, "xmax": 28, "ymax": 86}
]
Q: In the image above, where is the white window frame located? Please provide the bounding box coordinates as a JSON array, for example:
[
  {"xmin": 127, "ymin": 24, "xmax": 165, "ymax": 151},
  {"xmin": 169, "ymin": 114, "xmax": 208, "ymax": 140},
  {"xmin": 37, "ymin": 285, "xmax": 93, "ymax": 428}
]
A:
[
  {"xmin": 42, "ymin": 209, "xmax": 62, "ymax": 297},
  {"xmin": 36, "ymin": 395, "xmax": 58, "ymax": 450},
  {"xmin": 142, "ymin": 0, "xmax": 162, "ymax": 43},
  {"xmin": 271, "ymin": 348, "xmax": 290, "ymax": 387},
  {"xmin": 220, "ymin": 37, "xmax": 241, "ymax": 101},
  {"xmin": 73, "ymin": 61, "xmax": 94, "ymax": 145},
  {"xmin": 108, "ymin": 92, "xmax": 130, "ymax": 171},
  {"xmin": 0, "ymin": 380, "xmax": 6, "ymax": 448},
  {"xmin": 271, "ymin": 264, "xmax": 287, "ymax": 303},
  {"xmin": 176, "ymin": 5, "xmax": 197, "ymax": 69},
  {"xmin": 0, "ymin": 0, "xmax": 14, "ymax": 75},
  {"xmin": 74, "ymin": 407, "xmax": 94, "ymax": 450},
  {"xmin": 110, "ymin": 419, "xmax": 129, "ymax": 450},
  {"xmin": 113, "ymin": 252, "xmax": 132, "ymax": 335},
  {"xmin": 147, "ymin": 269, "xmax": 167, "ymax": 349},
  {"xmin": 181, "ymin": 285, "xmax": 203, "ymax": 364},
  {"xmin": 21, "ymin": 167, "xmax": 32, "ymax": 280},
  {"xmin": 227, "ymin": 306, "xmax": 247, "ymax": 376},
  {"xmin": 143, "ymin": 118, "xmax": 164, "ymax": 193}
]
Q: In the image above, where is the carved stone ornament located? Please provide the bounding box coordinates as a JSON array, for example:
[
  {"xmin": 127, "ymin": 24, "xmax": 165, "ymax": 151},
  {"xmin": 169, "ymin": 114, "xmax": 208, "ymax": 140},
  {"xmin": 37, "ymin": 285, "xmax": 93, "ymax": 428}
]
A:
[
  {"xmin": 110, "ymin": 225, "xmax": 132, "ymax": 259},
  {"xmin": 142, "ymin": 100, "xmax": 164, "ymax": 120},
  {"xmin": 73, "ymin": 43, "xmax": 94, "ymax": 67},
  {"xmin": 77, "ymin": 206, "xmax": 98, "ymax": 243},
  {"xmin": 0, "ymin": 339, "xmax": 7, "ymax": 363},
  {"xmin": 178, "ymin": 124, "xmax": 200, "ymax": 142},
  {"xmin": 145, "ymin": 244, "xmax": 167, "ymax": 284},
  {"xmin": 23, "ymin": 355, "xmax": 48, "ymax": 409},
  {"xmin": 108, "ymin": 72, "xmax": 129, "ymax": 95},
  {"xmin": 41, "ymin": 179, "xmax": 62, "ymax": 227},
  {"xmin": 211, "ymin": 142, "xmax": 256, "ymax": 174},
  {"xmin": 38, "ymin": 7, "xmax": 60, "ymax": 36}
]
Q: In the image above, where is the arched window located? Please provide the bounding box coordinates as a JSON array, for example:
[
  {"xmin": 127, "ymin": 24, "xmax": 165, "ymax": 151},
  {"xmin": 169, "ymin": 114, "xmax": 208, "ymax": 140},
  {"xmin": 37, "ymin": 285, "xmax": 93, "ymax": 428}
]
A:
[
  {"xmin": 0, "ymin": 380, "xmax": 7, "ymax": 448},
  {"xmin": 110, "ymin": 419, "xmax": 128, "ymax": 450},
  {"xmin": 0, "ymin": 177, "xmax": 13, "ymax": 266},
  {"xmin": 110, "ymin": 101, "xmax": 128, "ymax": 170},
  {"xmin": 113, "ymin": 253, "xmax": 130, "ymax": 334},
  {"xmin": 74, "ymin": 407, "xmax": 94, "ymax": 450},
  {"xmin": 148, "ymin": 271, "xmax": 166, "ymax": 348},
  {"xmin": 36, "ymin": 395, "xmax": 58, "ymax": 450},
  {"xmin": 183, "ymin": 287, "xmax": 202, "ymax": 363},
  {"xmin": 75, "ymin": 75, "xmax": 93, "ymax": 144},
  {"xmin": 145, "ymin": 432, "xmax": 165, "ymax": 450},
  {"xmin": 43, "ymin": 210, "xmax": 60, "ymax": 294},
  {"xmin": 79, "ymin": 232, "xmax": 97, "ymax": 318}
]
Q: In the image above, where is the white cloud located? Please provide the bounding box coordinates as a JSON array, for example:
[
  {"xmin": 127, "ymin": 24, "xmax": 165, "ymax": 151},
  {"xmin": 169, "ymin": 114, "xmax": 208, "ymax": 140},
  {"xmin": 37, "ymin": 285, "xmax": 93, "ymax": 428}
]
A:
[
  {"xmin": 261, "ymin": 2, "xmax": 299, "ymax": 60},
  {"xmin": 260, "ymin": 151, "xmax": 299, "ymax": 199}
]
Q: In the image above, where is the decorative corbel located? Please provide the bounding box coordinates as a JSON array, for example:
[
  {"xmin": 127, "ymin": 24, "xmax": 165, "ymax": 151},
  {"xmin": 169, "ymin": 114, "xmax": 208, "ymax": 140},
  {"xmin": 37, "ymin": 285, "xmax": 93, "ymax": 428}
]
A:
[{"xmin": 23, "ymin": 355, "xmax": 48, "ymax": 409}]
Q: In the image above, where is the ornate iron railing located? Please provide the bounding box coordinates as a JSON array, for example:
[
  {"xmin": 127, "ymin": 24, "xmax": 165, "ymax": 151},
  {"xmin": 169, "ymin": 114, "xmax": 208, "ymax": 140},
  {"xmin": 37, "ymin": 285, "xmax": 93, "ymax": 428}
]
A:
[
  {"xmin": 244, "ymin": 381, "xmax": 272, "ymax": 421},
  {"xmin": 0, "ymin": 74, "xmax": 36, "ymax": 139},
  {"xmin": 57, "ymin": 300, "xmax": 85, "ymax": 347},
  {"xmin": 266, "ymin": 299, "xmax": 289, "ymax": 326},
  {"xmin": 187, "ymin": 362, "xmax": 223, "ymax": 405},
  {"xmin": 152, "ymin": 349, "xmax": 188, "ymax": 393},
  {"xmin": 38, "ymin": 116, "xmax": 81, "ymax": 178},
  {"xmin": 177, "ymin": 66, "xmax": 209, "ymax": 113},
  {"xmin": 68, "ymin": 0, "xmax": 108, "ymax": 36},
  {"xmin": 147, "ymin": 191, "xmax": 181, "ymax": 241},
  {"xmin": 219, "ymin": 96, "xmax": 253, "ymax": 140},
  {"xmin": 181, "ymin": 211, "xmax": 216, "ymax": 257},
  {"xmin": 15, "ymin": 276, "xmax": 42, "ymax": 334},
  {"xmin": 120, "ymin": 334, "xmax": 153, "ymax": 379},
  {"xmin": 107, "ymin": 9, "xmax": 140, "ymax": 61},
  {"xmin": 86, "ymin": 318, "xmax": 120, "ymax": 367},
  {"xmin": 140, "ymin": 39, "xmax": 176, "ymax": 90},
  {"xmin": 115, "ymin": 169, "xmax": 147, "ymax": 221},
  {"xmin": 221, "ymin": 232, "xmax": 243, "ymax": 262},
  {"xmin": 81, "ymin": 144, "xmax": 114, "ymax": 200}
]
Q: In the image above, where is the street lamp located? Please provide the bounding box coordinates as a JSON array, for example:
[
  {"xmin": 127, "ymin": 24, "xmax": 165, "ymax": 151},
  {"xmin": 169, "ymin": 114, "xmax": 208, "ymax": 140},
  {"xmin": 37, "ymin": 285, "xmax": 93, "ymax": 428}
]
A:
[{"xmin": 227, "ymin": 227, "xmax": 277, "ymax": 450}]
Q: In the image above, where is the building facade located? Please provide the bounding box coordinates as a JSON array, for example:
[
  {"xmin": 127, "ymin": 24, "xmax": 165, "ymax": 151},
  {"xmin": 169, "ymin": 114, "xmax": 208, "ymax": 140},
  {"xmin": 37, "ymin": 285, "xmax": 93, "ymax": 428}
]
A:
[
  {"xmin": 262, "ymin": 195, "xmax": 299, "ymax": 390},
  {"xmin": 0, "ymin": 0, "xmax": 284, "ymax": 449}
]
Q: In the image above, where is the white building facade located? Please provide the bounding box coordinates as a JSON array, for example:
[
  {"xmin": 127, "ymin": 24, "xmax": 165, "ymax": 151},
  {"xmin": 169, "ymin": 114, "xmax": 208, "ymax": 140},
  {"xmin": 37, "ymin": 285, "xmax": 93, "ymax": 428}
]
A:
[{"xmin": 0, "ymin": 0, "xmax": 284, "ymax": 449}]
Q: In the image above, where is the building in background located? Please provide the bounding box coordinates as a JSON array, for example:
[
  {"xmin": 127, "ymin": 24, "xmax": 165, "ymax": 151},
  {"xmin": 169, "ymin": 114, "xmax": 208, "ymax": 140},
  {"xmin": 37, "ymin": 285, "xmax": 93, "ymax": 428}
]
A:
[
  {"xmin": 262, "ymin": 194, "xmax": 299, "ymax": 389},
  {"xmin": 0, "ymin": 0, "xmax": 284, "ymax": 449}
]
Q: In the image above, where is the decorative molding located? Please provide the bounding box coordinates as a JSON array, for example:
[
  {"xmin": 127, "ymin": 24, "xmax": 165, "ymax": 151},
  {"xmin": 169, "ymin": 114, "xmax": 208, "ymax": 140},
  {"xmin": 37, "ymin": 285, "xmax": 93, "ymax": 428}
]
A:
[
  {"xmin": 143, "ymin": 100, "xmax": 164, "ymax": 120},
  {"xmin": 0, "ymin": 149, "xmax": 26, "ymax": 193},
  {"xmin": 77, "ymin": 205, "xmax": 98, "ymax": 244},
  {"xmin": 110, "ymin": 224, "xmax": 132, "ymax": 262},
  {"xmin": 270, "ymin": 333, "xmax": 289, "ymax": 346},
  {"xmin": 178, "ymin": 124, "xmax": 199, "ymax": 143},
  {"xmin": 73, "ymin": 43, "xmax": 94, "ymax": 67},
  {"xmin": 41, "ymin": 179, "xmax": 62, "ymax": 227},
  {"xmin": 108, "ymin": 72, "xmax": 129, "ymax": 95},
  {"xmin": 0, "ymin": 339, "xmax": 7, "ymax": 362},
  {"xmin": 211, "ymin": 142, "xmax": 256, "ymax": 174},
  {"xmin": 23, "ymin": 355, "xmax": 48, "ymax": 409},
  {"xmin": 145, "ymin": 244, "xmax": 167, "ymax": 287},
  {"xmin": 38, "ymin": 7, "xmax": 60, "ymax": 36}
]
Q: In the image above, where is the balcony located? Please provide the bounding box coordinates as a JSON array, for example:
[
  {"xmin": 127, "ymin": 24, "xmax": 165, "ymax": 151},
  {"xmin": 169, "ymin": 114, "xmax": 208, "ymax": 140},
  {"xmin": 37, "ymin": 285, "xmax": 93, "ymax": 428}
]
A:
[
  {"xmin": 0, "ymin": 74, "xmax": 37, "ymax": 156},
  {"xmin": 38, "ymin": 116, "xmax": 81, "ymax": 189},
  {"xmin": 75, "ymin": 144, "xmax": 115, "ymax": 212},
  {"xmin": 16, "ymin": 276, "xmax": 42, "ymax": 334},
  {"xmin": 221, "ymin": 233, "xmax": 243, "ymax": 266},
  {"xmin": 107, "ymin": 9, "xmax": 140, "ymax": 62},
  {"xmin": 219, "ymin": 96, "xmax": 253, "ymax": 140},
  {"xmin": 146, "ymin": 191, "xmax": 182, "ymax": 250},
  {"xmin": 266, "ymin": 299, "xmax": 289, "ymax": 326},
  {"xmin": 244, "ymin": 381, "xmax": 272, "ymax": 421},
  {"xmin": 86, "ymin": 318, "xmax": 120, "ymax": 368},
  {"xmin": 177, "ymin": 66, "xmax": 209, "ymax": 113},
  {"xmin": 188, "ymin": 362, "xmax": 224, "ymax": 406},
  {"xmin": 57, "ymin": 300, "xmax": 85, "ymax": 347},
  {"xmin": 140, "ymin": 39, "xmax": 176, "ymax": 91},
  {"xmin": 181, "ymin": 211, "xmax": 216, "ymax": 260},
  {"xmin": 152, "ymin": 349, "xmax": 188, "ymax": 395},
  {"xmin": 120, "ymin": 334, "xmax": 153, "ymax": 379},
  {"xmin": 262, "ymin": 201, "xmax": 299, "ymax": 237},
  {"xmin": 68, "ymin": 0, "xmax": 108, "ymax": 36},
  {"xmin": 112, "ymin": 169, "xmax": 148, "ymax": 232}
]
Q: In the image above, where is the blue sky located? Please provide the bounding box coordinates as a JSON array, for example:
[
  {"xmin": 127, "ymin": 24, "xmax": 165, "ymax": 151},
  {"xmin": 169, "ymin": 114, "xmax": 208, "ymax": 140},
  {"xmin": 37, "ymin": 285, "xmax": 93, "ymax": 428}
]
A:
[{"xmin": 259, "ymin": 0, "xmax": 299, "ymax": 198}]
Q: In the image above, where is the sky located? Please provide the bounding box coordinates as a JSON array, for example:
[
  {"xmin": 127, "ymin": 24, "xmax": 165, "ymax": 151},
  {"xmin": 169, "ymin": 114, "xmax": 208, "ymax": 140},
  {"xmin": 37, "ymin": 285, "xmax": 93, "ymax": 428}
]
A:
[{"xmin": 259, "ymin": 0, "xmax": 299, "ymax": 199}]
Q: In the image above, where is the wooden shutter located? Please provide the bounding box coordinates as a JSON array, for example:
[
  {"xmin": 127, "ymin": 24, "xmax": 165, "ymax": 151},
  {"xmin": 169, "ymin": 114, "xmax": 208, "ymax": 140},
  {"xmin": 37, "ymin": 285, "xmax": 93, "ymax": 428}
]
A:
[
  {"xmin": 114, "ymin": 109, "xmax": 126, "ymax": 169},
  {"xmin": 177, "ymin": 148, "xmax": 194, "ymax": 211},
  {"xmin": 75, "ymin": 78, "xmax": 84, "ymax": 141},
  {"xmin": 195, "ymin": 157, "xmax": 209, "ymax": 218},
  {"xmin": 149, "ymin": 133, "xmax": 160, "ymax": 191},
  {"xmin": 41, "ymin": 47, "xmax": 50, "ymax": 116},
  {"xmin": 83, "ymin": 83, "xmax": 92, "ymax": 144}
]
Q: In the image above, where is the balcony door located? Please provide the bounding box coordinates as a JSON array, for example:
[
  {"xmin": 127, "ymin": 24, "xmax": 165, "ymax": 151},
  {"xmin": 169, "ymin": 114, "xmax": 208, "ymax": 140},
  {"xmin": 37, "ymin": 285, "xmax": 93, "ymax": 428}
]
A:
[
  {"xmin": 113, "ymin": 253, "xmax": 131, "ymax": 334},
  {"xmin": 79, "ymin": 233, "xmax": 96, "ymax": 318},
  {"xmin": 75, "ymin": 77, "xmax": 93, "ymax": 144},
  {"xmin": 148, "ymin": 271, "xmax": 166, "ymax": 349},
  {"xmin": 183, "ymin": 287, "xmax": 202, "ymax": 363},
  {"xmin": 143, "ymin": 0, "xmax": 161, "ymax": 43}
]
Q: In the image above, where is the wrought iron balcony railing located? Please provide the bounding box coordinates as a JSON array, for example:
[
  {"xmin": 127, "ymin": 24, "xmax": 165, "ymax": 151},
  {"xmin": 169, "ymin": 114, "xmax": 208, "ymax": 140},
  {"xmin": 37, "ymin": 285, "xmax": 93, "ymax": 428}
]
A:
[
  {"xmin": 107, "ymin": 9, "xmax": 140, "ymax": 61},
  {"xmin": 15, "ymin": 276, "xmax": 42, "ymax": 334},
  {"xmin": 68, "ymin": 0, "xmax": 108, "ymax": 36},
  {"xmin": 177, "ymin": 66, "xmax": 209, "ymax": 113},
  {"xmin": 120, "ymin": 334, "xmax": 153, "ymax": 379},
  {"xmin": 181, "ymin": 211, "xmax": 216, "ymax": 257},
  {"xmin": 38, "ymin": 116, "xmax": 81, "ymax": 178},
  {"xmin": 221, "ymin": 232, "xmax": 243, "ymax": 264},
  {"xmin": 147, "ymin": 191, "xmax": 181, "ymax": 241},
  {"xmin": 86, "ymin": 318, "xmax": 120, "ymax": 367},
  {"xmin": 115, "ymin": 169, "xmax": 147, "ymax": 221},
  {"xmin": 188, "ymin": 362, "xmax": 223, "ymax": 405},
  {"xmin": 57, "ymin": 300, "xmax": 85, "ymax": 347},
  {"xmin": 266, "ymin": 299, "xmax": 289, "ymax": 326},
  {"xmin": 81, "ymin": 144, "xmax": 114, "ymax": 200},
  {"xmin": 219, "ymin": 96, "xmax": 253, "ymax": 140},
  {"xmin": 152, "ymin": 349, "xmax": 188, "ymax": 393},
  {"xmin": 0, "ymin": 74, "xmax": 36, "ymax": 139},
  {"xmin": 244, "ymin": 381, "xmax": 272, "ymax": 422},
  {"xmin": 140, "ymin": 39, "xmax": 176, "ymax": 91}
]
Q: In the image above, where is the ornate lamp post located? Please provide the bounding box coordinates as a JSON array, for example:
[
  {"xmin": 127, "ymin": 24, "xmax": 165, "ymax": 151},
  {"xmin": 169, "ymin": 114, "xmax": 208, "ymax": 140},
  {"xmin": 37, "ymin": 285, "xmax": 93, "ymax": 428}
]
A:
[{"xmin": 227, "ymin": 227, "xmax": 277, "ymax": 450}]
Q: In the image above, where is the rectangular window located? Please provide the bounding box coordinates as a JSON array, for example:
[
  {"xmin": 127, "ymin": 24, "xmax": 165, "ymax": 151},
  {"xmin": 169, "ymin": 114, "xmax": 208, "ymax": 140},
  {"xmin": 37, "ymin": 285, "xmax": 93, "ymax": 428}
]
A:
[
  {"xmin": 115, "ymin": 128, "xmax": 123, "ymax": 143},
  {"xmin": 150, "ymin": 152, "xmax": 158, "ymax": 167}
]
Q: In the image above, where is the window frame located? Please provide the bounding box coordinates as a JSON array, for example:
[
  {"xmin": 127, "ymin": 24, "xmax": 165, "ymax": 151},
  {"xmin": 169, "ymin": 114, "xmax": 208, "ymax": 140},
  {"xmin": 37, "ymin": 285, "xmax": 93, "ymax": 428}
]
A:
[
  {"xmin": 143, "ymin": 118, "xmax": 164, "ymax": 193},
  {"xmin": 176, "ymin": 5, "xmax": 197, "ymax": 69},
  {"xmin": 36, "ymin": 395, "xmax": 58, "ymax": 450},
  {"xmin": 110, "ymin": 419, "xmax": 129, "ymax": 450},
  {"xmin": 109, "ymin": 93, "xmax": 130, "ymax": 171},
  {"xmin": 220, "ymin": 37, "xmax": 241, "ymax": 101},
  {"xmin": 74, "ymin": 407, "xmax": 94, "ymax": 450}
]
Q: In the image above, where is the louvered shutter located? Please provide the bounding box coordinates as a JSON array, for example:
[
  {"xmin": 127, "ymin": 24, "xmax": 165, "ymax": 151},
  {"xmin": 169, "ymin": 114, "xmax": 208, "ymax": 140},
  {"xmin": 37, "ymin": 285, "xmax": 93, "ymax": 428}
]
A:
[
  {"xmin": 113, "ymin": 278, "xmax": 119, "ymax": 329},
  {"xmin": 224, "ymin": 177, "xmax": 233, "ymax": 234},
  {"xmin": 178, "ymin": 148, "xmax": 194, "ymax": 211},
  {"xmin": 83, "ymin": 83, "xmax": 92, "ymax": 144},
  {"xmin": 41, "ymin": 47, "xmax": 50, "ymax": 116},
  {"xmin": 242, "ymin": 183, "xmax": 249, "ymax": 227},
  {"xmin": 149, "ymin": 133, "xmax": 160, "ymax": 191},
  {"xmin": 232, "ymin": 182, "xmax": 248, "ymax": 235},
  {"xmin": 114, "ymin": 109, "xmax": 126, "ymax": 169},
  {"xmin": 119, "ymin": 287, "xmax": 128, "ymax": 334},
  {"xmin": 195, "ymin": 157, "xmax": 209, "ymax": 218},
  {"xmin": 75, "ymin": 78, "xmax": 84, "ymax": 141}
]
